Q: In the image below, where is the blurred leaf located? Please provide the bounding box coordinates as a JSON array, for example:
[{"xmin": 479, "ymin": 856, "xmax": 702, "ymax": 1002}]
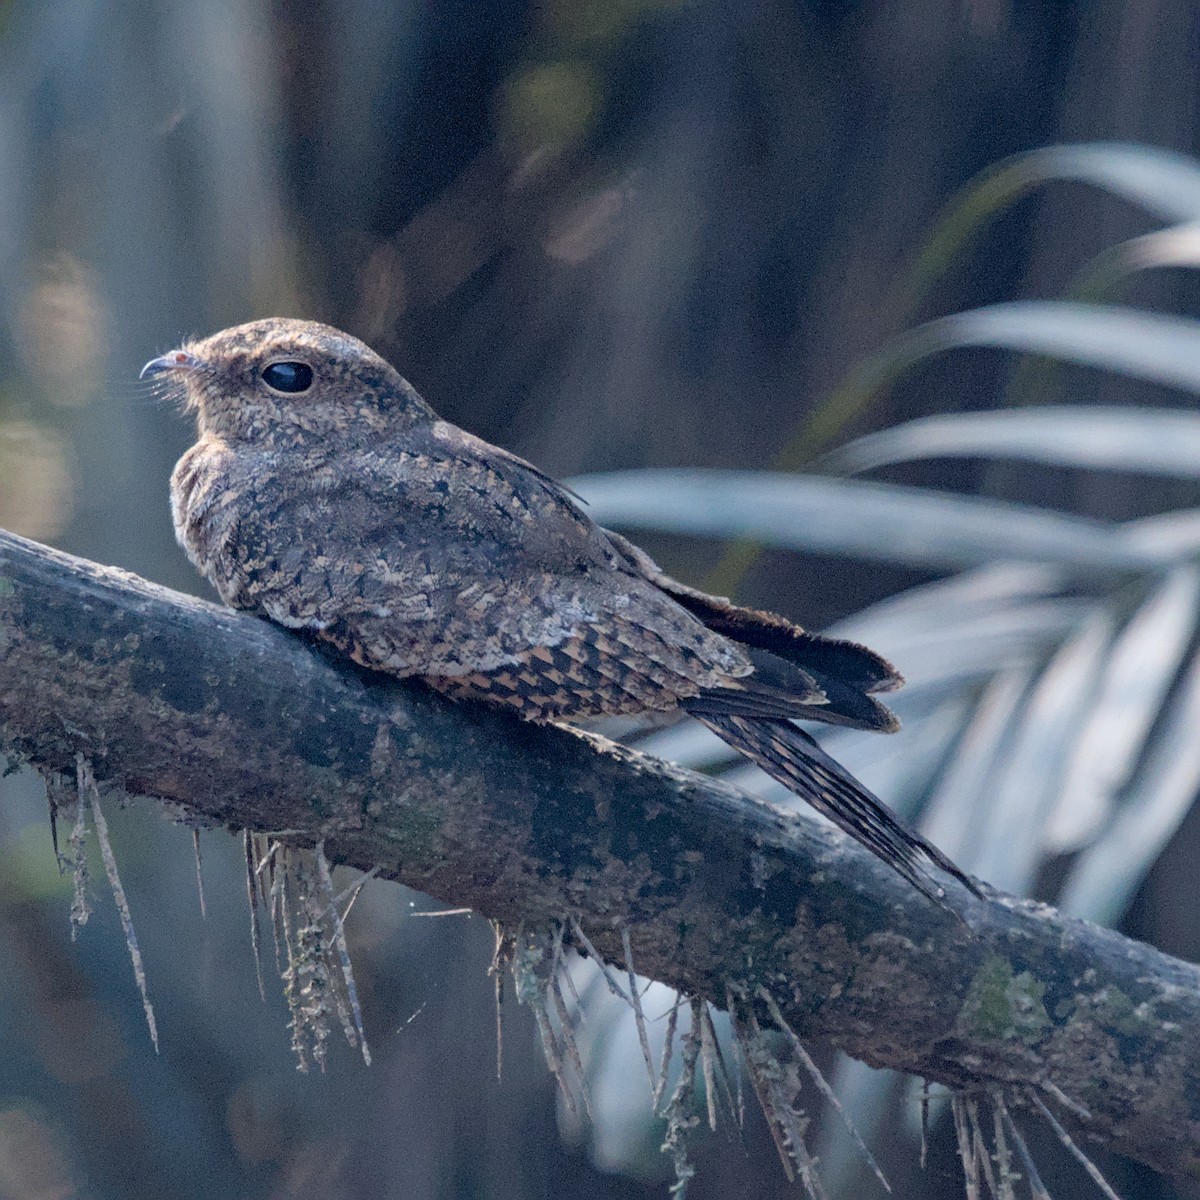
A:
[
  {"xmin": 572, "ymin": 469, "xmax": 1164, "ymax": 572},
  {"xmin": 1060, "ymin": 646, "xmax": 1200, "ymax": 923},
  {"xmin": 1123, "ymin": 222, "xmax": 1200, "ymax": 270},
  {"xmin": 1045, "ymin": 568, "xmax": 1200, "ymax": 854},
  {"xmin": 927, "ymin": 303, "xmax": 1200, "ymax": 394},
  {"xmin": 0, "ymin": 419, "xmax": 75, "ymax": 539},
  {"xmin": 995, "ymin": 225, "xmax": 1200, "ymax": 418},
  {"xmin": 828, "ymin": 406, "xmax": 1200, "ymax": 478},
  {"xmin": 1123, "ymin": 506, "xmax": 1200, "ymax": 560},
  {"xmin": 739, "ymin": 696, "xmax": 975, "ymax": 823},
  {"xmin": 919, "ymin": 667, "xmax": 1036, "ymax": 867},
  {"xmin": 832, "ymin": 563, "xmax": 1069, "ymax": 635},
  {"xmin": 795, "ymin": 302, "xmax": 1200, "ymax": 476},
  {"xmin": 1025, "ymin": 143, "xmax": 1200, "ymax": 223},
  {"xmin": 851, "ymin": 601, "xmax": 1091, "ymax": 689},
  {"xmin": 970, "ymin": 609, "xmax": 1115, "ymax": 894},
  {"xmin": 898, "ymin": 144, "xmax": 1200, "ymax": 322},
  {"xmin": 796, "ymin": 143, "xmax": 1200, "ymax": 464}
]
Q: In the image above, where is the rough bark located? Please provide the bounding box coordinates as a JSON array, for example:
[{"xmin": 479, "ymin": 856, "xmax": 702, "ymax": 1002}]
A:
[{"xmin": 1, "ymin": 526, "xmax": 1198, "ymax": 1180}]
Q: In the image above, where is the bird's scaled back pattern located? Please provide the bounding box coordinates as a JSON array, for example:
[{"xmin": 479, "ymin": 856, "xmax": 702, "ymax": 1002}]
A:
[{"xmin": 144, "ymin": 318, "xmax": 979, "ymax": 904}]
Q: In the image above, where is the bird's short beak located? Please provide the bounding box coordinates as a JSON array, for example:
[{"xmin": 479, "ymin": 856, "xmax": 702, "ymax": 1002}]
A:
[{"xmin": 139, "ymin": 349, "xmax": 201, "ymax": 379}]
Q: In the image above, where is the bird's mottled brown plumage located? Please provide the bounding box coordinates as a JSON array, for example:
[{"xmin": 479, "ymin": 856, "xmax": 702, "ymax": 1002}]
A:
[{"xmin": 145, "ymin": 317, "xmax": 978, "ymax": 904}]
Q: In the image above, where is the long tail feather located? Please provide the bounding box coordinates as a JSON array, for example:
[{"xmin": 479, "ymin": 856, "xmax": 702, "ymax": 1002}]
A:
[{"xmin": 691, "ymin": 711, "xmax": 980, "ymax": 906}]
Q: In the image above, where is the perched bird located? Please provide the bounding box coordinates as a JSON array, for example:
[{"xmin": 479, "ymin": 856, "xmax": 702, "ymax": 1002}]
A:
[{"xmin": 143, "ymin": 319, "xmax": 978, "ymax": 905}]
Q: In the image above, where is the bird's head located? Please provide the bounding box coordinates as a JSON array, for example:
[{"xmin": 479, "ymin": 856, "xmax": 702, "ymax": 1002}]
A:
[{"xmin": 141, "ymin": 318, "xmax": 435, "ymax": 448}]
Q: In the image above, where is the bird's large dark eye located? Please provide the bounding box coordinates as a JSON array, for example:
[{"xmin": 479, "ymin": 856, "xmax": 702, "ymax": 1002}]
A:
[{"xmin": 261, "ymin": 361, "xmax": 314, "ymax": 393}]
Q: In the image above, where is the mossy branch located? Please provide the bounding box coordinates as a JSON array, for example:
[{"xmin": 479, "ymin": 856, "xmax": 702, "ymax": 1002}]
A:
[{"xmin": 2, "ymin": 527, "xmax": 1199, "ymax": 1180}]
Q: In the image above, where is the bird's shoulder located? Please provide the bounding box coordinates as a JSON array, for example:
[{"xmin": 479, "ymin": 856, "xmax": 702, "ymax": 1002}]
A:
[
  {"xmin": 343, "ymin": 422, "xmax": 600, "ymax": 542},
  {"xmin": 212, "ymin": 421, "xmax": 598, "ymax": 551}
]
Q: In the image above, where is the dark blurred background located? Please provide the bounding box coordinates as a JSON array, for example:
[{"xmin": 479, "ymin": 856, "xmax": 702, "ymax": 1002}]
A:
[{"xmin": 3, "ymin": 2, "xmax": 1200, "ymax": 1198}]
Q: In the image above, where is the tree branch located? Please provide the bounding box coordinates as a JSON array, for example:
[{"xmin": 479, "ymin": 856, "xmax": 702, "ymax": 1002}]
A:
[{"xmin": 2, "ymin": 527, "xmax": 1199, "ymax": 1180}]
